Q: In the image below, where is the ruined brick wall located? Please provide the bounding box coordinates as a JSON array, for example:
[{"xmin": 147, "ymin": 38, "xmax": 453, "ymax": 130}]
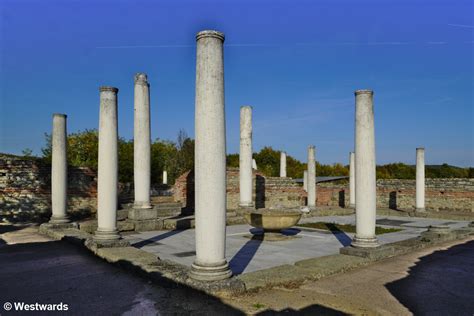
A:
[
  {"xmin": 174, "ymin": 169, "xmax": 473, "ymax": 213},
  {"xmin": 317, "ymin": 179, "xmax": 474, "ymax": 212},
  {"xmin": 0, "ymin": 154, "xmax": 97, "ymax": 221},
  {"xmin": 173, "ymin": 168, "xmax": 306, "ymax": 210}
]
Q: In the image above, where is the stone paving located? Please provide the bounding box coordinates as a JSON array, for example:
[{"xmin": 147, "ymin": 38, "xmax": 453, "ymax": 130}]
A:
[{"xmin": 123, "ymin": 215, "xmax": 471, "ymax": 275}]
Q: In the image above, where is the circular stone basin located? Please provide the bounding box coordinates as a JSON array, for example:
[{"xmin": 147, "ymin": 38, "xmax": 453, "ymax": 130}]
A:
[{"xmin": 243, "ymin": 209, "xmax": 302, "ymax": 233}]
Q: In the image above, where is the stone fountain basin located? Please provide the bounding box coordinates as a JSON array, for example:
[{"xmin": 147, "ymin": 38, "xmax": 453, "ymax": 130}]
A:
[{"xmin": 243, "ymin": 209, "xmax": 302, "ymax": 232}]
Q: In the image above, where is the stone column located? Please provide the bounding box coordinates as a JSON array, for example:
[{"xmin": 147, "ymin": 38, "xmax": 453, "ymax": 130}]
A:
[
  {"xmin": 163, "ymin": 170, "xmax": 168, "ymax": 185},
  {"xmin": 239, "ymin": 106, "xmax": 253, "ymax": 207},
  {"xmin": 303, "ymin": 170, "xmax": 308, "ymax": 192},
  {"xmin": 416, "ymin": 147, "xmax": 425, "ymax": 212},
  {"xmin": 307, "ymin": 146, "xmax": 316, "ymax": 210},
  {"xmin": 190, "ymin": 30, "xmax": 232, "ymax": 281},
  {"xmin": 94, "ymin": 87, "xmax": 120, "ymax": 242},
  {"xmin": 352, "ymin": 90, "xmax": 379, "ymax": 248},
  {"xmin": 49, "ymin": 113, "xmax": 70, "ymax": 224},
  {"xmin": 349, "ymin": 152, "xmax": 356, "ymax": 208},
  {"xmin": 133, "ymin": 73, "xmax": 152, "ymax": 209},
  {"xmin": 252, "ymin": 159, "xmax": 257, "ymax": 170},
  {"xmin": 280, "ymin": 151, "xmax": 287, "ymax": 177}
]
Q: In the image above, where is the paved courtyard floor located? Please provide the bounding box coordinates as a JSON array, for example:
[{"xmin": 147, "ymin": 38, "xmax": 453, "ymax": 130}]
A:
[{"xmin": 123, "ymin": 215, "xmax": 471, "ymax": 275}]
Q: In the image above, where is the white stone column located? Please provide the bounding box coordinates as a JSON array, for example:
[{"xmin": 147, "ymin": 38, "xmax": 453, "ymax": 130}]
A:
[
  {"xmin": 191, "ymin": 30, "xmax": 232, "ymax": 281},
  {"xmin": 133, "ymin": 73, "xmax": 152, "ymax": 209},
  {"xmin": 349, "ymin": 152, "xmax": 356, "ymax": 208},
  {"xmin": 50, "ymin": 113, "xmax": 70, "ymax": 224},
  {"xmin": 252, "ymin": 159, "xmax": 257, "ymax": 170},
  {"xmin": 280, "ymin": 151, "xmax": 287, "ymax": 178},
  {"xmin": 239, "ymin": 106, "xmax": 253, "ymax": 207},
  {"xmin": 94, "ymin": 86, "xmax": 120, "ymax": 242},
  {"xmin": 416, "ymin": 147, "xmax": 425, "ymax": 212},
  {"xmin": 303, "ymin": 170, "xmax": 308, "ymax": 192},
  {"xmin": 307, "ymin": 146, "xmax": 316, "ymax": 210},
  {"xmin": 163, "ymin": 170, "xmax": 168, "ymax": 185},
  {"xmin": 352, "ymin": 90, "xmax": 378, "ymax": 248}
]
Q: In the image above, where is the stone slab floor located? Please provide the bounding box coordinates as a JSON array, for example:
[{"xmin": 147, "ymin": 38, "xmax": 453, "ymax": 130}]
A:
[
  {"xmin": 123, "ymin": 215, "xmax": 471, "ymax": 275},
  {"xmin": 225, "ymin": 236, "xmax": 474, "ymax": 315}
]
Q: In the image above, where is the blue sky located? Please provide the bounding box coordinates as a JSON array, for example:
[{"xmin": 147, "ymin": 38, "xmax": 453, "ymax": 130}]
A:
[{"xmin": 1, "ymin": 0, "xmax": 473, "ymax": 166}]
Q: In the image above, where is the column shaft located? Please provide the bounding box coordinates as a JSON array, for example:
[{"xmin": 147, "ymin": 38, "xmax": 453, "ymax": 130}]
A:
[
  {"xmin": 416, "ymin": 148, "xmax": 425, "ymax": 211},
  {"xmin": 133, "ymin": 74, "xmax": 152, "ymax": 209},
  {"xmin": 163, "ymin": 170, "xmax": 168, "ymax": 185},
  {"xmin": 95, "ymin": 86, "xmax": 120, "ymax": 241},
  {"xmin": 349, "ymin": 152, "xmax": 356, "ymax": 208},
  {"xmin": 252, "ymin": 159, "xmax": 257, "ymax": 170},
  {"xmin": 239, "ymin": 106, "xmax": 253, "ymax": 207},
  {"xmin": 280, "ymin": 152, "xmax": 287, "ymax": 177},
  {"xmin": 307, "ymin": 146, "xmax": 316, "ymax": 209},
  {"xmin": 50, "ymin": 114, "xmax": 69, "ymax": 223},
  {"xmin": 191, "ymin": 30, "xmax": 231, "ymax": 281},
  {"xmin": 303, "ymin": 170, "xmax": 308, "ymax": 192},
  {"xmin": 352, "ymin": 90, "xmax": 378, "ymax": 248}
]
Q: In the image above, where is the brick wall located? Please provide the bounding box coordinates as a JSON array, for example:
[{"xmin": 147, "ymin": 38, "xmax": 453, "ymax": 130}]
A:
[
  {"xmin": 0, "ymin": 154, "xmax": 97, "ymax": 221},
  {"xmin": 173, "ymin": 169, "xmax": 473, "ymax": 213},
  {"xmin": 317, "ymin": 179, "xmax": 474, "ymax": 212},
  {"xmin": 173, "ymin": 168, "xmax": 306, "ymax": 210}
]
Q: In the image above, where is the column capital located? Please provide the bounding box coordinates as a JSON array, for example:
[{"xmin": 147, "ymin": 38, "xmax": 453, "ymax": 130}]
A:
[
  {"xmin": 52, "ymin": 113, "xmax": 67, "ymax": 118},
  {"xmin": 100, "ymin": 86, "xmax": 119, "ymax": 93},
  {"xmin": 134, "ymin": 73, "xmax": 149, "ymax": 85},
  {"xmin": 196, "ymin": 30, "xmax": 225, "ymax": 42},
  {"xmin": 354, "ymin": 89, "xmax": 373, "ymax": 96}
]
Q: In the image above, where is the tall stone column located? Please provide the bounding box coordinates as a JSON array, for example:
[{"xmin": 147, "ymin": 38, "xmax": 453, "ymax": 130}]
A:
[
  {"xmin": 349, "ymin": 152, "xmax": 356, "ymax": 208},
  {"xmin": 133, "ymin": 73, "xmax": 152, "ymax": 209},
  {"xmin": 239, "ymin": 106, "xmax": 253, "ymax": 207},
  {"xmin": 190, "ymin": 30, "xmax": 232, "ymax": 281},
  {"xmin": 416, "ymin": 147, "xmax": 425, "ymax": 212},
  {"xmin": 163, "ymin": 170, "xmax": 168, "ymax": 185},
  {"xmin": 252, "ymin": 159, "xmax": 257, "ymax": 170},
  {"xmin": 280, "ymin": 152, "xmax": 287, "ymax": 177},
  {"xmin": 352, "ymin": 90, "xmax": 379, "ymax": 248},
  {"xmin": 49, "ymin": 113, "xmax": 70, "ymax": 224},
  {"xmin": 94, "ymin": 87, "xmax": 120, "ymax": 242},
  {"xmin": 307, "ymin": 146, "xmax": 316, "ymax": 210},
  {"xmin": 303, "ymin": 170, "xmax": 308, "ymax": 192}
]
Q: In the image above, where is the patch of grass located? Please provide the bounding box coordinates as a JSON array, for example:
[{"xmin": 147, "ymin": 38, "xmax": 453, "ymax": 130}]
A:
[
  {"xmin": 297, "ymin": 222, "xmax": 401, "ymax": 235},
  {"xmin": 252, "ymin": 303, "xmax": 266, "ymax": 309}
]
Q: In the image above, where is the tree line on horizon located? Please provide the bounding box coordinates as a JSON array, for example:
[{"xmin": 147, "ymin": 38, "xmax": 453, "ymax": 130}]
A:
[{"xmin": 34, "ymin": 129, "xmax": 473, "ymax": 184}]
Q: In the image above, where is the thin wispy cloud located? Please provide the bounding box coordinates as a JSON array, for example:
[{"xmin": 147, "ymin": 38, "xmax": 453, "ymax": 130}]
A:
[
  {"xmin": 95, "ymin": 43, "xmax": 277, "ymax": 49},
  {"xmin": 96, "ymin": 40, "xmax": 470, "ymax": 50},
  {"xmin": 448, "ymin": 23, "xmax": 474, "ymax": 28},
  {"xmin": 96, "ymin": 44, "xmax": 193, "ymax": 49}
]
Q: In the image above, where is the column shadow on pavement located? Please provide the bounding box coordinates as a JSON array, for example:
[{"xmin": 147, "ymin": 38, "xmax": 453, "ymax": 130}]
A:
[
  {"xmin": 325, "ymin": 223, "xmax": 352, "ymax": 247},
  {"xmin": 132, "ymin": 229, "xmax": 185, "ymax": 248}
]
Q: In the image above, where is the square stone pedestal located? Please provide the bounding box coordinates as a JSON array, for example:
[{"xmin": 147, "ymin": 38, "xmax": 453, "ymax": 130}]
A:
[
  {"xmin": 85, "ymin": 238, "xmax": 130, "ymax": 251},
  {"xmin": 340, "ymin": 244, "xmax": 395, "ymax": 260}
]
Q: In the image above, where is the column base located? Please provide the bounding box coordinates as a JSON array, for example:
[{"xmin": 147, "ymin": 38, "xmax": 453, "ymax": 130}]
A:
[
  {"xmin": 415, "ymin": 207, "xmax": 426, "ymax": 212},
  {"xmin": 351, "ymin": 235, "xmax": 379, "ymax": 248},
  {"xmin": 349, "ymin": 203, "xmax": 355, "ymax": 209},
  {"xmin": 307, "ymin": 205, "xmax": 317, "ymax": 211},
  {"xmin": 93, "ymin": 228, "xmax": 121, "ymax": 242},
  {"xmin": 239, "ymin": 202, "xmax": 254, "ymax": 208},
  {"xmin": 49, "ymin": 215, "xmax": 71, "ymax": 224},
  {"xmin": 133, "ymin": 202, "xmax": 153, "ymax": 209},
  {"xmin": 189, "ymin": 260, "xmax": 232, "ymax": 281}
]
